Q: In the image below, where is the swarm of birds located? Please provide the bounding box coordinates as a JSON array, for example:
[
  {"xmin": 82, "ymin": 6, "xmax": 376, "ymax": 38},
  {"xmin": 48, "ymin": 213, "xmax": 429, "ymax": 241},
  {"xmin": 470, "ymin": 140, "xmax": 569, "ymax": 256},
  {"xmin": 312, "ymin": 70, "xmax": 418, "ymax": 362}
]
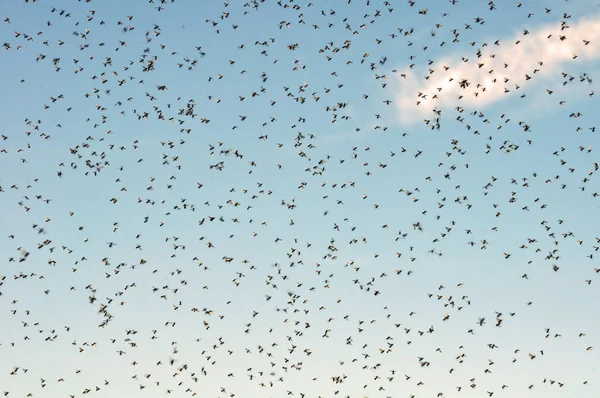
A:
[{"xmin": 0, "ymin": 0, "xmax": 599, "ymax": 397}]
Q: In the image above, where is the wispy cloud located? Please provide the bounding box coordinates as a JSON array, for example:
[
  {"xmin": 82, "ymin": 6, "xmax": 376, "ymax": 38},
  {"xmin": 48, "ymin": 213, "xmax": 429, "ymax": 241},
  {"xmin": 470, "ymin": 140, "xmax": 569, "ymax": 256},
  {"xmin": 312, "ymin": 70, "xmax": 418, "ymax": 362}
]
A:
[{"xmin": 394, "ymin": 15, "xmax": 600, "ymax": 125}]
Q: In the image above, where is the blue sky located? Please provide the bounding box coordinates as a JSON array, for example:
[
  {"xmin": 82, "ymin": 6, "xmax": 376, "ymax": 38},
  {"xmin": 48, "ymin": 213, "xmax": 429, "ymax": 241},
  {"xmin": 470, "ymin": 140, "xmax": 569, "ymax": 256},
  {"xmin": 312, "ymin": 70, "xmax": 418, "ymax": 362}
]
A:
[{"xmin": 1, "ymin": 0, "xmax": 599, "ymax": 397}]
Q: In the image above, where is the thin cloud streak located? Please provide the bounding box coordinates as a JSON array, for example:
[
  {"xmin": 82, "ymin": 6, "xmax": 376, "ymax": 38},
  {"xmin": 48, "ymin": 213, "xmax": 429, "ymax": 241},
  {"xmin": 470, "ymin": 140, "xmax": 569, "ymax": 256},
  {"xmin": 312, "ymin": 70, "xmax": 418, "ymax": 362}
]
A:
[{"xmin": 394, "ymin": 15, "xmax": 600, "ymax": 125}]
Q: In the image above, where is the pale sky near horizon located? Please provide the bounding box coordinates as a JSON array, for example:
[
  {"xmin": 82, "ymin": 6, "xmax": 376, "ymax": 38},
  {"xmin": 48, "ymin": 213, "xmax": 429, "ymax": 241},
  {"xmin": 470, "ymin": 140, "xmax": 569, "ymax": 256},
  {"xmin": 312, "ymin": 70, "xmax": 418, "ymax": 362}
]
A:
[{"xmin": 1, "ymin": 0, "xmax": 599, "ymax": 397}]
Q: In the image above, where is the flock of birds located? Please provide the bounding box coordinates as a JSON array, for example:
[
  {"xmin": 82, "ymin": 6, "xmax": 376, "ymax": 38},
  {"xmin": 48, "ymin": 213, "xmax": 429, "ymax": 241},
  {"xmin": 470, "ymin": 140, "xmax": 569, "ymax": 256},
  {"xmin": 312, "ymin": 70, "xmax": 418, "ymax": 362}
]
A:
[{"xmin": 0, "ymin": 0, "xmax": 599, "ymax": 397}]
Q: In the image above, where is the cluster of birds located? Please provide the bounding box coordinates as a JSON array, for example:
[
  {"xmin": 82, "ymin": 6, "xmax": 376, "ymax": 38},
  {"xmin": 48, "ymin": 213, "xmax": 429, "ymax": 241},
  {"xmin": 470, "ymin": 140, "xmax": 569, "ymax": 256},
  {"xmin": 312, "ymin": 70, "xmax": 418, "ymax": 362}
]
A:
[{"xmin": 0, "ymin": 0, "xmax": 598, "ymax": 397}]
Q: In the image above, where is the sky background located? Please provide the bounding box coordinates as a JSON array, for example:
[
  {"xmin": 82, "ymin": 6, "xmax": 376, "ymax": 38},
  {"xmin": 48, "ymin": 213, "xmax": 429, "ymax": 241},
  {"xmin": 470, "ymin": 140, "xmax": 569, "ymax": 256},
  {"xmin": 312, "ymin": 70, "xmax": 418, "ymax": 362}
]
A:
[{"xmin": 0, "ymin": 0, "xmax": 599, "ymax": 397}]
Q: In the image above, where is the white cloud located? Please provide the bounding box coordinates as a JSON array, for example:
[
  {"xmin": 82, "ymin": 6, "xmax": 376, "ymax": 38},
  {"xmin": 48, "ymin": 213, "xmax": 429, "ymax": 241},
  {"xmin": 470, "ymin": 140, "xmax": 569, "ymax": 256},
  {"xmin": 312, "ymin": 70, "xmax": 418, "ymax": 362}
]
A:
[{"xmin": 394, "ymin": 15, "xmax": 600, "ymax": 125}]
